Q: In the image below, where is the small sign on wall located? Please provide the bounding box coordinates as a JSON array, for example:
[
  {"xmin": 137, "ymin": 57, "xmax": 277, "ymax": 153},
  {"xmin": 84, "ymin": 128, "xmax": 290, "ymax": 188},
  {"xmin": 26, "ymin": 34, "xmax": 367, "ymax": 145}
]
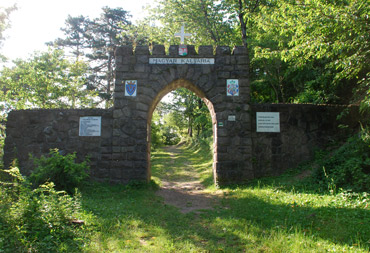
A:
[
  {"xmin": 228, "ymin": 115, "xmax": 236, "ymax": 121},
  {"xmin": 256, "ymin": 112, "xmax": 280, "ymax": 132},
  {"xmin": 79, "ymin": 116, "xmax": 101, "ymax": 136},
  {"xmin": 226, "ymin": 79, "xmax": 239, "ymax": 96}
]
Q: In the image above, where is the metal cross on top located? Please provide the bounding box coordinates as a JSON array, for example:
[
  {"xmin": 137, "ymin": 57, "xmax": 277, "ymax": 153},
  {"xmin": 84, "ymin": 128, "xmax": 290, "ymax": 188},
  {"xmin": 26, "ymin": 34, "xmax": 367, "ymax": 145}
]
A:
[{"xmin": 175, "ymin": 24, "xmax": 192, "ymax": 45}]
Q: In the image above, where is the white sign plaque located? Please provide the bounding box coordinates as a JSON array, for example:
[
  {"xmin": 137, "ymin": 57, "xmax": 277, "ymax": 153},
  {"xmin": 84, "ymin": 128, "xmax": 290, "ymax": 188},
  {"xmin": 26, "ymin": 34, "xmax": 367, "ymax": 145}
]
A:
[
  {"xmin": 149, "ymin": 58, "xmax": 214, "ymax": 65},
  {"xmin": 228, "ymin": 115, "xmax": 236, "ymax": 121},
  {"xmin": 79, "ymin": 117, "xmax": 101, "ymax": 136},
  {"xmin": 256, "ymin": 112, "xmax": 280, "ymax": 132}
]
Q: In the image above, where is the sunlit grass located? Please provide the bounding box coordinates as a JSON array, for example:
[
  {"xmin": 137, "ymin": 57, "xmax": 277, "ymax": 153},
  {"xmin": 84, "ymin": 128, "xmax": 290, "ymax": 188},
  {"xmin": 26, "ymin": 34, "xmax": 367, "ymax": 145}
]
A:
[{"xmin": 77, "ymin": 143, "xmax": 369, "ymax": 252}]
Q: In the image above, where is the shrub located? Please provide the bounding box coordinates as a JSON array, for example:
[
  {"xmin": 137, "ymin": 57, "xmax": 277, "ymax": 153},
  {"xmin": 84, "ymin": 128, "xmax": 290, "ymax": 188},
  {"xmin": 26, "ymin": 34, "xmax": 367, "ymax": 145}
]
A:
[
  {"xmin": 0, "ymin": 165, "xmax": 86, "ymax": 252},
  {"xmin": 29, "ymin": 149, "xmax": 90, "ymax": 194}
]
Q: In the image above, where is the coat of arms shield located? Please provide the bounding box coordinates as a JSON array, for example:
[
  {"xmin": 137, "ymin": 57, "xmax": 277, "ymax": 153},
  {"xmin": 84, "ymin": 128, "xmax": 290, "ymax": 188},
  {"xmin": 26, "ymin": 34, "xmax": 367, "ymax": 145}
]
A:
[
  {"xmin": 179, "ymin": 45, "xmax": 188, "ymax": 56},
  {"xmin": 226, "ymin": 79, "xmax": 239, "ymax": 96},
  {"xmin": 125, "ymin": 80, "xmax": 137, "ymax": 97}
]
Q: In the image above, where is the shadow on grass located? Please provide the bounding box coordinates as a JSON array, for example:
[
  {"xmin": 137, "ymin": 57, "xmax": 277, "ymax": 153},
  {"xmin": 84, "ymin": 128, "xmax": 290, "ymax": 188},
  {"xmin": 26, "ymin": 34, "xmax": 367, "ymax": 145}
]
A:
[
  {"xmin": 79, "ymin": 182, "xmax": 369, "ymax": 252},
  {"xmin": 151, "ymin": 145, "xmax": 213, "ymax": 184},
  {"xmin": 78, "ymin": 144, "xmax": 369, "ymax": 251}
]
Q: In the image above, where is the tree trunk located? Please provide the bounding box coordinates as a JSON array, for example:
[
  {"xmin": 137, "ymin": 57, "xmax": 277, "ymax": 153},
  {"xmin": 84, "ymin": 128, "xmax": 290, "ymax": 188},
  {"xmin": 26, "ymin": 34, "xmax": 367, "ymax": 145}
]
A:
[
  {"xmin": 188, "ymin": 116, "xmax": 193, "ymax": 137},
  {"xmin": 106, "ymin": 50, "xmax": 113, "ymax": 109}
]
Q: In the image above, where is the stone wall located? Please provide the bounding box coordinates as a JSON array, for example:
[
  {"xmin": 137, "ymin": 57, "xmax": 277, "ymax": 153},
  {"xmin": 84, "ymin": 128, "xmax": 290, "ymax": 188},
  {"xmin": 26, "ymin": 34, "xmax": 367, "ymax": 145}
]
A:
[
  {"xmin": 251, "ymin": 104, "xmax": 361, "ymax": 177},
  {"xmin": 2, "ymin": 44, "xmax": 364, "ymax": 185},
  {"xmin": 4, "ymin": 109, "xmax": 113, "ymax": 181},
  {"xmin": 3, "ymin": 104, "xmax": 362, "ymax": 184}
]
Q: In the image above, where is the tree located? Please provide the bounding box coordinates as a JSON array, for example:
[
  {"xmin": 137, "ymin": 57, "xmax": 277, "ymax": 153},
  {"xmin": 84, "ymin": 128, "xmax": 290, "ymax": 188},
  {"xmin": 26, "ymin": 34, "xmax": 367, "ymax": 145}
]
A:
[
  {"xmin": 0, "ymin": 48, "xmax": 96, "ymax": 110},
  {"xmin": 167, "ymin": 88, "xmax": 212, "ymax": 138},
  {"xmin": 51, "ymin": 15, "xmax": 91, "ymax": 59},
  {"xmin": 254, "ymin": 0, "xmax": 370, "ymax": 106},
  {"xmin": 51, "ymin": 7, "xmax": 132, "ymax": 108}
]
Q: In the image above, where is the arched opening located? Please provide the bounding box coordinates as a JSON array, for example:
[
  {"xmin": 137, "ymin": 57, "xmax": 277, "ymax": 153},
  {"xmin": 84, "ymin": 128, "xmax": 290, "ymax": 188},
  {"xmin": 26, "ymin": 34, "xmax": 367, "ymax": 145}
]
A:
[{"xmin": 147, "ymin": 79, "xmax": 217, "ymax": 185}]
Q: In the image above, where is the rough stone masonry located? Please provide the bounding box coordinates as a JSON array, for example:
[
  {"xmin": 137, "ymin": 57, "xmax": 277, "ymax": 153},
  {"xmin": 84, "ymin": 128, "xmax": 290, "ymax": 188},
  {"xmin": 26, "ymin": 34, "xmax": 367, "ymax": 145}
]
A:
[{"xmin": 3, "ymin": 45, "xmax": 361, "ymax": 186}]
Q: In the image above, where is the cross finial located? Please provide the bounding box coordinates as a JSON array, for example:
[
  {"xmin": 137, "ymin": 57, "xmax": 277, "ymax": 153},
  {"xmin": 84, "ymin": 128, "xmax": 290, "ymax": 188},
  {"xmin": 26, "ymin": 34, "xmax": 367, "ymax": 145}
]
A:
[{"xmin": 174, "ymin": 23, "xmax": 191, "ymax": 45}]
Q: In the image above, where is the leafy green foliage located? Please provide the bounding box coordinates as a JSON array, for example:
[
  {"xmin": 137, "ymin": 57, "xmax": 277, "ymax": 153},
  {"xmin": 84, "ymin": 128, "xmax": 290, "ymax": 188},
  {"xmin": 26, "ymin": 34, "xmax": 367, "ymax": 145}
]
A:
[
  {"xmin": 0, "ymin": 48, "xmax": 96, "ymax": 111},
  {"xmin": 150, "ymin": 89, "xmax": 213, "ymax": 147},
  {"xmin": 29, "ymin": 149, "xmax": 90, "ymax": 194},
  {"xmin": 0, "ymin": 165, "xmax": 86, "ymax": 252},
  {"xmin": 145, "ymin": 0, "xmax": 237, "ymax": 47},
  {"xmin": 312, "ymin": 129, "xmax": 370, "ymax": 192},
  {"xmin": 253, "ymin": 0, "xmax": 370, "ymax": 105}
]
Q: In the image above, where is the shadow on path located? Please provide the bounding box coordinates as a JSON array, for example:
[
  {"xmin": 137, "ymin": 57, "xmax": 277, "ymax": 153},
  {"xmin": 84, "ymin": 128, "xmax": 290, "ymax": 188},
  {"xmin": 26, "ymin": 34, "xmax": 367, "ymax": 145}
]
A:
[{"xmin": 155, "ymin": 145, "xmax": 221, "ymax": 213}]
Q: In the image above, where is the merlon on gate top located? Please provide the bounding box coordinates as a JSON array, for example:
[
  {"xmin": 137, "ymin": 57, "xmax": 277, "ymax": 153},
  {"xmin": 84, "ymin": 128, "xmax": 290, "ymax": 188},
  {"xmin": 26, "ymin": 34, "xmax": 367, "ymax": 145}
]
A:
[{"xmin": 115, "ymin": 45, "xmax": 248, "ymax": 57}]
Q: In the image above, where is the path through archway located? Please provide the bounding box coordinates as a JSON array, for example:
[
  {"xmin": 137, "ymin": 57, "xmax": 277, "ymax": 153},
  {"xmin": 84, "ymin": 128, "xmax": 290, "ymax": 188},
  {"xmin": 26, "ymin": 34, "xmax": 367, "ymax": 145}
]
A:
[{"xmin": 147, "ymin": 79, "xmax": 217, "ymax": 185}]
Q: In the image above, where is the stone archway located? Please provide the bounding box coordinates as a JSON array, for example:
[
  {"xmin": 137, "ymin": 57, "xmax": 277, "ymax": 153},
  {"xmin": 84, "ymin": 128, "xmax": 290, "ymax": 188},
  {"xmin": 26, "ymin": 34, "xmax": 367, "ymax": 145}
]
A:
[
  {"xmin": 112, "ymin": 45, "xmax": 253, "ymax": 186},
  {"xmin": 146, "ymin": 79, "xmax": 218, "ymax": 183}
]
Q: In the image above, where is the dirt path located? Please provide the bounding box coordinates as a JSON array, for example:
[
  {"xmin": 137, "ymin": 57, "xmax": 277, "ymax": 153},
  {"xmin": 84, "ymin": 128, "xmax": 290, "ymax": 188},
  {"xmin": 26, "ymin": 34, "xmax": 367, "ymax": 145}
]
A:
[{"xmin": 155, "ymin": 145, "xmax": 221, "ymax": 214}]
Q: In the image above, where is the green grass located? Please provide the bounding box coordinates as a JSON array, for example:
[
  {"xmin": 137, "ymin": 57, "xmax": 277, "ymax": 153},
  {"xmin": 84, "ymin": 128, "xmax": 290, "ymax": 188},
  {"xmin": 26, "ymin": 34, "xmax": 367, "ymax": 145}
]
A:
[
  {"xmin": 77, "ymin": 143, "xmax": 369, "ymax": 252},
  {"xmin": 2, "ymin": 142, "xmax": 369, "ymax": 252},
  {"xmin": 150, "ymin": 142, "xmax": 214, "ymax": 187}
]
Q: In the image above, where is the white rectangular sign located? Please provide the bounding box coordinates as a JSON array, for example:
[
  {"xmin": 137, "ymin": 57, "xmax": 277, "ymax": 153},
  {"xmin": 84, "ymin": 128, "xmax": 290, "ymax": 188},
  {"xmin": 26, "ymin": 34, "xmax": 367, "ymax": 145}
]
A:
[
  {"xmin": 149, "ymin": 58, "xmax": 215, "ymax": 65},
  {"xmin": 79, "ymin": 116, "xmax": 101, "ymax": 136},
  {"xmin": 228, "ymin": 115, "xmax": 236, "ymax": 121},
  {"xmin": 256, "ymin": 112, "xmax": 280, "ymax": 132}
]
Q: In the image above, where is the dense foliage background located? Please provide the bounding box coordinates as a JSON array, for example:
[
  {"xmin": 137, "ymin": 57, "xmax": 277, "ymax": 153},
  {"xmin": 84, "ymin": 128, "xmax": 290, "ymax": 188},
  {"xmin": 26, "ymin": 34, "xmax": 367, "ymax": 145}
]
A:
[{"xmin": 0, "ymin": 0, "xmax": 369, "ymax": 190}]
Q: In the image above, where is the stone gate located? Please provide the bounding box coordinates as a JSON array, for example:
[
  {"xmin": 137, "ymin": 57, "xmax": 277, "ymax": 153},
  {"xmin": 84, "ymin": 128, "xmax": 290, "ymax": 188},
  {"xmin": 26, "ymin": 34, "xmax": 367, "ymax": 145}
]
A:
[
  {"xmin": 113, "ymin": 45, "xmax": 252, "ymax": 185},
  {"xmin": 3, "ymin": 45, "xmax": 361, "ymax": 186}
]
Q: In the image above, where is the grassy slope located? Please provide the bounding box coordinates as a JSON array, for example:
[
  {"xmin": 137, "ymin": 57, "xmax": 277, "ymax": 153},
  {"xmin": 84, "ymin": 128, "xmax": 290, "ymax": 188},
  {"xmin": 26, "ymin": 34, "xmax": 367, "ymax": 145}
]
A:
[{"xmin": 79, "ymin": 143, "xmax": 369, "ymax": 252}]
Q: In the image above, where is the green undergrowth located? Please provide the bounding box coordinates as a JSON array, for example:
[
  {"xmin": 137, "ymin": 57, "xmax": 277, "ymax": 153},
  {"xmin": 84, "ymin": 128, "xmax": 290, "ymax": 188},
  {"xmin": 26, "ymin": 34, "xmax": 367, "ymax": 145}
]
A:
[{"xmin": 0, "ymin": 165, "xmax": 88, "ymax": 252}]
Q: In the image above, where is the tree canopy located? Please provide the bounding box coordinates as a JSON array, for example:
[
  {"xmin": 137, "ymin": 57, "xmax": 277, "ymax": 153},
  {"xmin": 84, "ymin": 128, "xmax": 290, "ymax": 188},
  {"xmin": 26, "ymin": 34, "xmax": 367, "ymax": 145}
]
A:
[
  {"xmin": 138, "ymin": 0, "xmax": 369, "ymax": 107},
  {"xmin": 50, "ymin": 7, "xmax": 132, "ymax": 108},
  {"xmin": 0, "ymin": 48, "xmax": 96, "ymax": 110},
  {"xmin": 2, "ymin": 1, "xmax": 369, "ymax": 112},
  {"xmin": 252, "ymin": 0, "xmax": 370, "ymax": 105}
]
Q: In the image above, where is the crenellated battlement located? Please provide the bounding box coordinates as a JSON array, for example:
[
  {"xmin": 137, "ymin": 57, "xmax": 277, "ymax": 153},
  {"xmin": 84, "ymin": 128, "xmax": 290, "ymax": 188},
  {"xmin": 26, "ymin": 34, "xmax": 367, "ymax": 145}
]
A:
[{"xmin": 115, "ymin": 45, "xmax": 247, "ymax": 57}]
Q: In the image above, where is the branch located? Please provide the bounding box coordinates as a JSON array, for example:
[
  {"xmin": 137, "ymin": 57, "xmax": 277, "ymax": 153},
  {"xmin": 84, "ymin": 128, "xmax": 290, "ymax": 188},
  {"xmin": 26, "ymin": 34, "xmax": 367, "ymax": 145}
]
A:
[{"xmin": 200, "ymin": 0, "xmax": 220, "ymax": 43}]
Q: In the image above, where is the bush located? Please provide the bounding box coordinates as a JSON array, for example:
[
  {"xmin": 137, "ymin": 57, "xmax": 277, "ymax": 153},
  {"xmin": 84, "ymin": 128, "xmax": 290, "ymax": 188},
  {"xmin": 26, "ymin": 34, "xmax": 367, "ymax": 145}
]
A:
[
  {"xmin": 29, "ymin": 149, "xmax": 90, "ymax": 194},
  {"xmin": 0, "ymin": 165, "xmax": 86, "ymax": 252},
  {"xmin": 313, "ymin": 128, "xmax": 370, "ymax": 192}
]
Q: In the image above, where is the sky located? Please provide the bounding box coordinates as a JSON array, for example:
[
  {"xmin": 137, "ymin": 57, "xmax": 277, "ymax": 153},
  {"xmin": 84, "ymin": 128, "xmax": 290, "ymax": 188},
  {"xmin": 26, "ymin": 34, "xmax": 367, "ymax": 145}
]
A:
[{"xmin": 1, "ymin": 0, "xmax": 153, "ymax": 61}]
